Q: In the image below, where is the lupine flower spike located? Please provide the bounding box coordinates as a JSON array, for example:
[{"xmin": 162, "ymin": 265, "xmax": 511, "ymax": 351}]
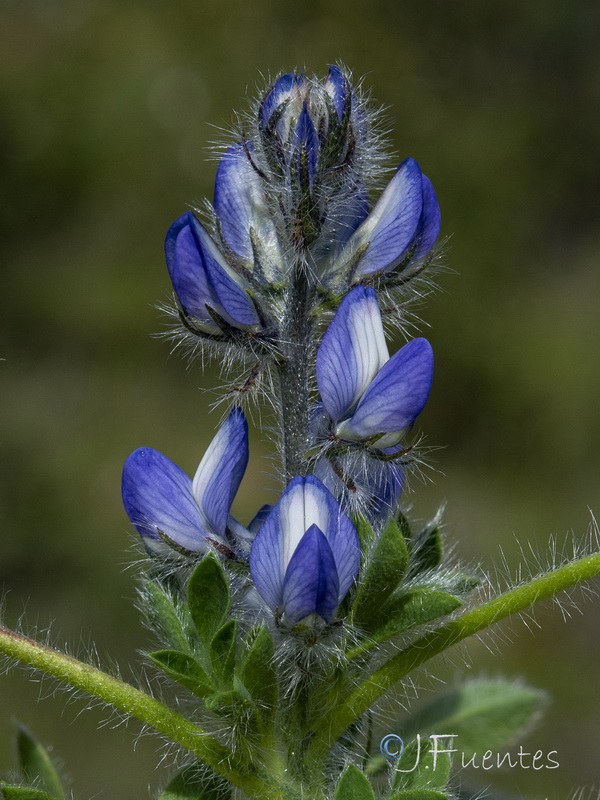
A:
[{"xmin": 1, "ymin": 64, "xmax": 598, "ymax": 800}]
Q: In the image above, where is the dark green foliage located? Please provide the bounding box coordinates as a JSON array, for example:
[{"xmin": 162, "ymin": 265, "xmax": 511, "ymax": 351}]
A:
[
  {"xmin": 406, "ymin": 518, "xmax": 443, "ymax": 577},
  {"xmin": 334, "ymin": 764, "xmax": 375, "ymax": 800},
  {"xmin": 397, "ymin": 679, "xmax": 546, "ymax": 758},
  {"xmin": 369, "ymin": 679, "xmax": 546, "ymax": 776},
  {"xmin": 187, "ymin": 555, "xmax": 231, "ymax": 648},
  {"xmin": 353, "ymin": 518, "xmax": 409, "ymax": 630},
  {"xmin": 238, "ymin": 626, "xmax": 277, "ymax": 720},
  {"xmin": 209, "ymin": 620, "xmax": 237, "ymax": 686},
  {"xmin": 158, "ymin": 765, "xmax": 230, "ymax": 799},
  {"xmin": 145, "ymin": 580, "xmax": 194, "ymax": 653},
  {"xmin": 391, "ymin": 739, "xmax": 452, "ymax": 791},
  {"xmin": 1, "ymin": 790, "xmax": 58, "ymax": 800},
  {"xmin": 367, "ymin": 588, "xmax": 462, "ymax": 643},
  {"xmin": 388, "ymin": 791, "xmax": 448, "ymax": 800},
  {"xmin": 13, "ymin": 729, "xmax": 62, "ymax": 800},
  {"xmin": 0, "ymin": 728, "xmax": 65, "ymax": 800},
  {"xmin": 148, "ymin": 650, "xmax": 215, "ymax": 697}
]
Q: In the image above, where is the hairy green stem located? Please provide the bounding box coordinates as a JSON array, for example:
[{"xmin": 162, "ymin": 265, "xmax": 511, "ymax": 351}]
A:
[
  {"xmin": 305, "ymin": 551, "xmax": 600, "ymax": 765},
  {"xmin": 0, "ymin": 626, "xmax": 283, "ymax": 799}
]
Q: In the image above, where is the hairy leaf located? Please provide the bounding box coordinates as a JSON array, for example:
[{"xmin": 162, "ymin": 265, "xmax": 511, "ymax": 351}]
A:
[
  {"xmin": 392, "ymin": 738, "xmax": 452, "ymax": 791},
  {"xmin": 16, "ymin": 728, "xmax": 63, "ymax": 800},
  {"xmin": 407, "ymin": 519, "xmax": 443, "ymax": 576},
  {"xmin": 187, "ymin": 554, "xmax": 231, "ymax": 647},
  {"xmin": 158, "ymin": 764, "xmax": 230, "ymax": 799},
  {"xmin": 398, "ymin": 679, "xmax": 546, "ymax": 758},
  {"xmin": 369, "ymin": 589, "xmax": 461, "ymax": 644},
  {"xmin": 334, "ymin": 764, "xmax": 375, "ymax": 800},
  {"xmin": 149, "ymin": 650, "xmax": 214, "ymax": 697},
  {"xmin": 1, "ymin": 790, "xmax": 58, "ymax": 800},
  {"xmin": 145, "ymin": 580, "xmax": 193, "ymax": 653},
  {"xmin": 353, "ymin": 518, "xmax": 409, "ymax": 630},
  {"xmin": 239, "ymin": 626, "xmax": 277, "ymax": 723},
  {"xmin": 210, "ymin": 620, "xmax": 237, "ymax": 686}
]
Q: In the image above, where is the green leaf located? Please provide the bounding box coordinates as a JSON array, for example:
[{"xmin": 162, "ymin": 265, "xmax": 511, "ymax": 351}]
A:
[
  {"xmin": 149, "ymin": 650, "xmax": 214, "ymax": 698},
  {"xmin": 210, "ymin": 620, "xmax": 237, "ymax": 686},
  {"xmin": 351, "ymin": 513, "xmax": 376, "ymax": 551},
  {"xmin": 204, "ymin": 689, "xmax": 240, "ymax": 713},
  {"xmin": 333, "ymin": 764, "xmax": 375, "ymax": 800},
  {"xmin": 1, "ymin": 790, "xmax": 58, "ymax": 800},
  {"xmin": 407, "ymin": 518, "xmax": 443, "ymax": 577},
  {"xmin": 440, "ymin": 574, "xmax": 480, "ymax": 596},
  {"xmin": 396, "ymin": 510, "xmax": 413, "ymax": 542},
  {"xmin": 239, "ymin": 626, "xmax": 277, "ymax": 720},
  {"xmin": 353, "ymin": 519, "xmax": 409, "ymax": 630},
  {"xmin": 144, "ymin": 580, "xmax": 193, "ymax": 653},
  {"xmin": 398, "ymin": 679, "xmax": 546, "ymax": 758},
  {"xmin": 365, "ymin": 589, "xmax": 462, "ymax": 646},
  {"xmin": 187, "ymin": 554, "xmax": 231, "ymax": 648},
  {"xmin": 388, "ymin": 791, "xmax": 448, "ymax": 800},
  {"xmin": 392, "ymin": 739, "xmax": 452, "ymax": 791},
  {"xmin": 16, "ymin": 728, "xmax": 63, "ymax": 799},
  {"xmin": 158, "ymin": 764, "xmax": 230, "ymax": 799}
]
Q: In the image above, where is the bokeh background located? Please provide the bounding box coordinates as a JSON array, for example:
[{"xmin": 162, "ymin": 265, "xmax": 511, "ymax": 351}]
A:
[{"xmin": 1, "ymin": 0, "xmax": 599, "ymax": 797}]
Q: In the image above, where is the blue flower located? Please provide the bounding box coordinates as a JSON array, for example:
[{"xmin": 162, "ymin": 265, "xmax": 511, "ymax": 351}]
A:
[
  {"xmin": 323, "ymin": 64, "xmax": 349, "ymax": 123},
  {"xmin": 258, "ymin": 67, "xmax": 353, "ymax": 181},
  {"xmin": 249, "ymin": 475, "xmax": 361, "ymax": 623},
  {"xmin": 316, "ymin": 286, "xmax": 434, "ymax": 445},
  {"xmin": 165, "ymin": 211, "xmax": 260, "ymax": 334},
  {"xmin": 291, "ymin": 101, "xmax": 320, "ymax": 190},
  {"xmin": 327, "ymin": 157, "xmax": 441, "ymax": 281},
  {"xmin": 122, "ymin": 407, "xmax": 249, "ymax": 554},
  {"xmin": 260, "ymin": 72, "xmax": 304, "ymax": 136},
  {"xmin": 213, "ymin": 142, "xmax": 282, "ymax": 279}
]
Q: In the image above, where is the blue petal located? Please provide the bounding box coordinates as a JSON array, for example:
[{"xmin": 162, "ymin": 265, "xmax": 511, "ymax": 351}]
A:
[
  {"xmin": 348, "ymin": 158, "xmax": 424, "ymax": 277},
  {"xmin": 304, "ymin": 475, "xmax": 361, "ymax": 599},
  {"xmin": 213, "ymin": 143, "xmax": 280, "ymax": 265},
  {"xmin": 165, "ymin": 214, "xmax": 217, "ymax": 331},
  {"xmin": 334, "ymin": 185, "xmax": 370, "ymax": 247},
  {"xmin": 260, "ymin": 72, "xmax": 298, "ymax": 128},
  {"xmin": 410, "ymin": 174, "xmax": 441, "ymax": 262},
  {"xmin": 165, "ymin": 212, "xmax": 260, "ymax": 328},
  {"xmin": 192, "ymin": 407, "xmax": 248, "ymax": 537},
  {"xmin": 249, "ymin": 503, "xmax": 286, "ymax": 611},
  {"xmin": 324, "ymin": 64, "xmax": 348, "ymax": 122},
  {"xmin": 122, "ymin": 448, "xmax": 208, "ymax": 552},
  {"xmin": 293, "ymin": 102, "xmax": 319, "ymax": 187},
  {"xmin": 365, "ymin": 455, "xmax": 404, "ymax": 522},
  {"xmin": 316, "ymin": 286, "xmax": 389, "ymax": 423},
  {"xmin": 249, "ymin": 475, "xmax": 360, "ymax": 615},
  {"xmin": 275, "ymin": 475, "xmax": 331, "ymax": 571},
  {"xmin": 282, "ymin": 525, "xmax": 340, "ymax": 622},
  {"xmin": 339, "ymin": 337, "xmax": 434, "ymax": 439},
  {"xmin": 248, "ymin": 504, "xmax": 274, "ymax": 534}
]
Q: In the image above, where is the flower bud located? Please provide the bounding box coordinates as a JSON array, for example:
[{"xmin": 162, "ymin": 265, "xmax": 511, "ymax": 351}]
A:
[
  {"xmin": 249, "ymin": 475, "xmax": 360, "ymax": 624},
  {"xmin": 165, "ymin": 212, "xmax": 261, "ymax": 335}
]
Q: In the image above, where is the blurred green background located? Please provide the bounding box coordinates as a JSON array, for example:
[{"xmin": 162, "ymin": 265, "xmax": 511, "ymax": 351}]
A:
[{"xmin": 1, "ymin": 0, "xmax": 599, "ymax": 796}]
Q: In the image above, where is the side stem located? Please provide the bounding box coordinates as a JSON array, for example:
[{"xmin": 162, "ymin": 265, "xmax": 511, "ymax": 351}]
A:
[
  {"xmin": 305, "ymin": 551, "xmax": 600, "ymax": 766},
  {"xmin": 0, "ymin": 626, "xmax": 281, "ymax": 799}
]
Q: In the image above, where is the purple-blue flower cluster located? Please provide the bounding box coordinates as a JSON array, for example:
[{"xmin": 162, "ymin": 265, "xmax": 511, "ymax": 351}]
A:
[{"xmin": 123, "ymin": 66, "xmax": 441, "ymax": 627}]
